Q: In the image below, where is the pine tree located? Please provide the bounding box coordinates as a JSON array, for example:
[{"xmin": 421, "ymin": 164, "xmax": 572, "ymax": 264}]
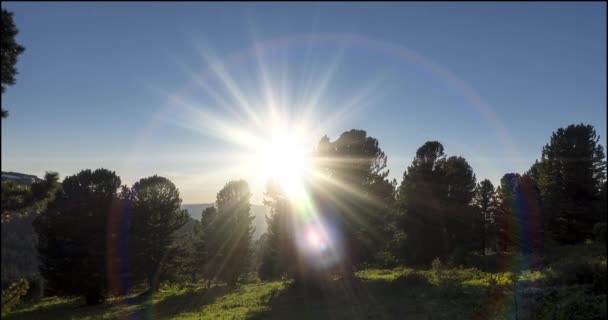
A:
[
  {"xmin": 537, "ymin": 124, "xmax": 606, "ymax": 244},
  {"xmin": 33, "ymin": 169, "xmax": 122, "ymax": 304},
  {"xmin": 129, "ymin": 175, "xmax": 189, "ymax": 292}
]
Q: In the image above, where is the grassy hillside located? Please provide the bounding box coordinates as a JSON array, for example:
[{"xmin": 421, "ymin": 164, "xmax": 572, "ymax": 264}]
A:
[{"xmin": 5, "ymin": 243, "xmax": 605, "ymax": 320}]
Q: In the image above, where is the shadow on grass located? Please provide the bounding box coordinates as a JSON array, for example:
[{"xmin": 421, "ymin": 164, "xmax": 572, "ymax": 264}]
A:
[
  {"xmin": 3, "ymin": 296, "xmax": 110, "ymax": 320},
  {"xmin": 4, "ymin": 284, "xmax": 232, "ymax": 320},
  {"xmin": 130, "ymin": 284, "xmax": 231, "ymax": 319},
  {"xmin": 245, "ymin": 277, "xmax": 434, "ymax": 320}
]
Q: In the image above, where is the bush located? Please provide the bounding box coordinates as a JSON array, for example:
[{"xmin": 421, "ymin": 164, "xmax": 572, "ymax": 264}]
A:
[
  {"xmin": 545, "ymin": 257, "xmax": 607, "ymax": 293},
  {"xmin": 431, "ymin": 258, "xmax": 444, "ymax": 282},
  {"xmin": 1, "ymin": 279, "xmax": 29, "ymax": 315}
]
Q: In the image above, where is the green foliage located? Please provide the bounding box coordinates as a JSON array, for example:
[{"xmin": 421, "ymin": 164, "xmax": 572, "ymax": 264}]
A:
[
  {"xmin": 397, "ymin": 141, "xmax": 478, "ymax": 264},
  {"xmin": 545, "ymin": 256, "xmax": 607, "ymax": 293},
  {"xmin": 496, "ymin": 173, "xmax": 542, "ymax": 254},
  {"xmin": 537, "ymin": 123, "xmax": 607, "ymax": 244},
  {"xmin": 1, "ymin": 172, "xmax": 60, "ymax": 221},
  {"xmin": 207, "ymin": 180, "xmax": 255, "ymax": 286},
  {"xmin": 128, "ymin": 175, "xmax": 189, "ymax": 292},
  {"xmin": 1, "ymin": 279, "xmax": 29, "ymax": 315},
  {"xmin": 33, "ymin": 169, "xmax": 122, "ymax": 305},
  {"xmin": 1, "ymin": 9, "xmax": 26, "ymax": 118},
  {"xmin": 1, "ymin": 214, "xmax": 39, "ymax": 287},
  {"xmin": 313, "ymin": 129, "xmax": 396, "ymax": 271},
  {"xmin": 474, "ymin": 179, "xmax": 497, "ymax": 255}
]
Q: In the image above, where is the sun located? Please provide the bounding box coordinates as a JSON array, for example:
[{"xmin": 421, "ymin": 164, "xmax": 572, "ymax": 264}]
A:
[{"xmin": 252, "ymin": 127, "xmax": 311, "ymax": 199}]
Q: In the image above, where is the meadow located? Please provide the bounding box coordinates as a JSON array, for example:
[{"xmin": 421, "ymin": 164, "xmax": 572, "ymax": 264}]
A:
[{"xmin": 4, "ymin": 243, "xmax": 605, "ymax": 320}]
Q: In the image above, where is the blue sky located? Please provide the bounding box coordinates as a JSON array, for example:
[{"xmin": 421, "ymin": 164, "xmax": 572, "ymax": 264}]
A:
[{"xmin": 2, "ymin": 2, "xmax": 606, "ymax": 204}]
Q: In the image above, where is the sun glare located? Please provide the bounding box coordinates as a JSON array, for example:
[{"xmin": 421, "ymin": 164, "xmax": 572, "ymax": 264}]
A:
[{"xmin": 253, "ymin": 129, "xmax": 311, "ymax": 199}]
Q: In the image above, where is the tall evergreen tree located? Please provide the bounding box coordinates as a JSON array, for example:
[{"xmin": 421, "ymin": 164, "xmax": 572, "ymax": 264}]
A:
[
  {"xmin": 397, "ymin": 142, "xmax": 477, "ymax": 264},
  {"xmin": 474, "ymin": 179, "xmax": 498, "ymax": 255},
  {"xmin": 495, "ymin": 173, "xmax": 542, "ymax": 254},
  {"xmin": 312, "ymin": 129, "xmax": 395, "ymax": 276},
  {"xmin": 537, "ymin": 124, "xmax": 606, "ymax": 244},
  {"xmin": 443, "ymin": 156, "xmax": 477, "ymax": 254},
  {"xmin": 207, "ymin": 180, "xmax": 255, "ymax": 286},
  {"xmin": 129, "ymin": 175, "xmax": 189, "ymax": 292},
  {"xmin": 397, "ymin": 141, "xmax": 447, "ymax": 264},
  {"xmin": 33, "ymin": 169, "xmax": 122, "ymax": 304},
  {"xmin": 198, "ymin": 206, "xmax": 218, "ymax": 287}
]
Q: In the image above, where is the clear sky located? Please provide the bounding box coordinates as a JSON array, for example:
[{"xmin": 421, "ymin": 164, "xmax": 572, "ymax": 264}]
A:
[{"xmin": 2, "ymin": 2, "xmax": 606, "ymax": 205}]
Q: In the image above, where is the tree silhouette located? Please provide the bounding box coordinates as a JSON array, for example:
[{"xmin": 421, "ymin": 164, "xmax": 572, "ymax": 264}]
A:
[
  {"xmin": 198, "ymin": 205, "xmax": 218, "ymax": 287},
  {"xmin": 474, "ymin": 179, "xmax": 498, "ymax": 255},
  {"xmin": 397, "ymin": 141, "xmax": 448, "ymax": 264},
  {"xmin": 129, "ymin": 175, "xmax": 189, "ymax": 292},
  {"xmin": 397, "ymin": 142, "xmax": 478, "ymax": 264},
  {"xmin": 33, "ymin": 169, "xmax": 122, "ymax": 304},
  {"xmin": 312, "ymin": 129, "xmax": 395, "ymax": 277},
  {"xmin": 1, "ymin": 9, "xmax": 26, "ymax": 118},
  {"xmin": 537, "ymin": 124, "xmax": 606, "ymax": 244}
]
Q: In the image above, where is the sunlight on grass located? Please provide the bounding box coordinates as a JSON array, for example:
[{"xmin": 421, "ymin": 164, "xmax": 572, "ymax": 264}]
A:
[{"xmin": 172, "ymin": 281, "xmax": 289, "ymax": 320}]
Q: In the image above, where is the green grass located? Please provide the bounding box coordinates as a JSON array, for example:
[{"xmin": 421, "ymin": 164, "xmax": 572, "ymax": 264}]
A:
[{"xmin": 4, "ymin": 244, "xmax": 606, "ymax": 319}]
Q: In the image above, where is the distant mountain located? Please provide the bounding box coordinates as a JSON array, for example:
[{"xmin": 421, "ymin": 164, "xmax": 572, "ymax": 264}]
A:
[
  {"xmin": 181, "ymin": 203, "xmax": 269, "ymax": 239},
  {"xmin": 1, "ymin": 171, "xmax": 41, "ymax": 186}
]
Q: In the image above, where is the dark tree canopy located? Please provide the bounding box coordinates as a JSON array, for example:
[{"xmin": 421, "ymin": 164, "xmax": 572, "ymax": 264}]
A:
[
  {"xmin": 1, "ymin": 9, "xmax": 26, "ymax": 118},
  {"xmin": 128, "ymin": 175, "xmax": 189, "ymax": 292},
  {"xmin": 312, "ymin": 129, "xmax": 395, "ymax": 273},
  {"xmin": 474, "ymin": 179, "xmax": 498, "ymax": 255},
  {"xmin": 33, "ymin": 169, "xmax": 122, "ymax": 305},
  {"xmin": 397, "ymin": 141, "xmax": 478, "ymax": 265},
  {"xmin": 537, "ymin": 123, "xmax": 606, "ymax": 244}
]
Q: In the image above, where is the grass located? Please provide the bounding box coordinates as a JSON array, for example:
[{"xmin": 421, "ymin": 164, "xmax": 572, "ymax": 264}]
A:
[{"xmin": 4, "ymin": 243, "xmax": 606, "ymax": 319}]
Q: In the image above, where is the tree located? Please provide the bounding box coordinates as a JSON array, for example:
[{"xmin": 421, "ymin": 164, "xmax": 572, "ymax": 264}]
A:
[
  {"xmin": 1, "ymin": 9, "xmax": 26, "ymax": 118},
  {"xmin": 258, "ymin": 180, "xmax": 298, "ymax": 281},
  {"xmin": 537, "ymin": 124, "xmax": 606, "ymax": 244},
  {"xmin": 397, "ymin": 142, "xmax": 477, "ymax": 265},
  {"xmin": 33, "ymin": 169, "xmax": 122, "ymax": 304},
  {"xmin": 129, "ymin": 175, "xmax": 189, "ymax": 292},
  {"xmin": 1, "ymin": 172, "xmax": 60, "ymax": 222},
  {"xmin": 198, "ymin": 206, "xmax": 218, "ymax": 287},
  {"xmin": 177, "ymin": 218, "xmax": 202, "ymax": 283},
  {"xmin": 312, "ymin": 129, "xmax": 395, "ymax": 276},
  {"xmin": 206, "ymin": 180, "xmax": 255, "ymax": 286},
  {"xmin": 495, "ymin": 173, "xmax": 542, "ymax": 254},
  {"xmin": 443, "ymin": 156, "xmax": 477, "ymax": 254},
  {"xmin": 474, "ymin": 179, "xmax": 497, "ymax": 255},
  {"xmin": 397, "ymin": 141, "xmax": 447, "ymax": 265}
]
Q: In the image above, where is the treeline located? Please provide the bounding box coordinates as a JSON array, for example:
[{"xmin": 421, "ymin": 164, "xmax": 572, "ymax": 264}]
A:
[
  {"xmin": 259, "ymin": 123, "xmax": 606, "ymax": 281},
  {"xmin": 30, "ymin": 173, "xmax": 255, "ymax": 304},
  {"xmin": 1, "ymin": 123, "xmax": 606, "ymax": 306}
]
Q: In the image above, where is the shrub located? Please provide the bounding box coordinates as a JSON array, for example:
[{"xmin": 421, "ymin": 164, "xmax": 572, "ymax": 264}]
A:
[
  {"xmin": 1, "ymin": 279, "xmax": 29, "ymax": 315},
  {"xmin": 431, "ymin": 258, "xmax": 444, "ymax": 282},
  {"xmin": 545, "ymin": 257, "xmax": 607, "ymax": 293}
]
